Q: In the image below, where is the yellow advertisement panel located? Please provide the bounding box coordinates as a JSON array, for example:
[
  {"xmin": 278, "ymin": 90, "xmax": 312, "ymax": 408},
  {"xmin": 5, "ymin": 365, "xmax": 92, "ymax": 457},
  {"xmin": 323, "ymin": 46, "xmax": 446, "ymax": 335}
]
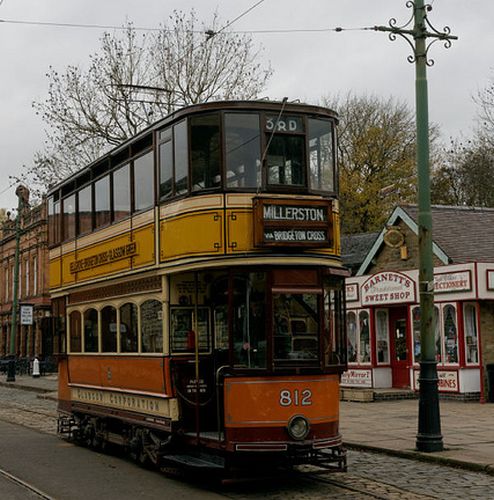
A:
[
  {"xmin": 160, "ymin": 210, "xmax": 223, "ymax": 261},
  {"xmin": 49, "ymin": 258, "xmax": 62, "ymax": 289}
]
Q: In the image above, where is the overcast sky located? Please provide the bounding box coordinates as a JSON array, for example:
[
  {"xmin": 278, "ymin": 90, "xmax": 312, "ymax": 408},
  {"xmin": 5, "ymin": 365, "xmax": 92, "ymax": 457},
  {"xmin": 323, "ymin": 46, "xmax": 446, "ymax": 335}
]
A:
[{"xmin": 0, "ymin": 0, "xmax": 492, "ymax": 210}]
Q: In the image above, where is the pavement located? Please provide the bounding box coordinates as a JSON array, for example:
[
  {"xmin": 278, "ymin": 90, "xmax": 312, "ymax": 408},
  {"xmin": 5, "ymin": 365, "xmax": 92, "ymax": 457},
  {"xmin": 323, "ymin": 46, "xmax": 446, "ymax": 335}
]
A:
[{"xmin": 1, "ymin": 374, "xmax": 493, "ymax": 475}]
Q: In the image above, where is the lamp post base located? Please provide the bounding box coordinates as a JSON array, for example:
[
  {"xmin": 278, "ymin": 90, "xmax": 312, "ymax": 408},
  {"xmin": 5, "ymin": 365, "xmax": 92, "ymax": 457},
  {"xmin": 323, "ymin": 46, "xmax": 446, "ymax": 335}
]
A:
[{"xmin": 6, "ymin": 359, "xmax": 16, "ymax": 382}]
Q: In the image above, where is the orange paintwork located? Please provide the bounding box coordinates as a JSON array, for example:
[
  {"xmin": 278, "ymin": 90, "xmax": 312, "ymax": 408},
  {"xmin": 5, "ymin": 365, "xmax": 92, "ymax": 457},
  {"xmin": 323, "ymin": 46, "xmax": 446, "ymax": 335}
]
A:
[
  {"xmin": 224, "ymin": 375, "xmax": 339, "ymax": 428},
  {"xmin": 65, "ymin": 356, "xmax": 169, "ymax": 395}
]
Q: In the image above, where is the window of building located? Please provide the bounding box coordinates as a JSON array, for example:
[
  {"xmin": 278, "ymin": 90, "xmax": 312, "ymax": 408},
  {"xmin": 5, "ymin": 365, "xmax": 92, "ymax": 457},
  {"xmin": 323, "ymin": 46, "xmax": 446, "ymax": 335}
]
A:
[
  {"xmin": 94, "ymin": 175, "xmax": 111, "ymax": 228},
  {"xmin": 32, "ymin": 256, "xmax": 37, "ymax": 296},
  {"xmin": 62, "ymin": 193, "xmax": 76, "ymax": 241},
  {"xmin": 101, "ymin": 305, "xmax": 117, "ymax": 352},
  {"xmin": 346, "ymin": 309, "xmax": 371, "ymax": 364},
  {"xmin": 174, "ymin": 120, "xmax": 188, "ymax": 196},
  {"xmin": 134, "ymin": 151, "xmax": 154, "ymax": 212},
  {"xmin": 308, "ymin": 118, "xmax": 334, "ymax": 192},
  {"xmin": 141, "ymin": 300, "xmax": 163, "ymax": 353},
  {"xmin": 120, "ymin": 302, "xmax": 138, "ymax": 353},
  {"xmin": 375, "ymin": 309, "xmax": 390, "ymax": 364},
  {"xmin": 225, "ymin": 113, "xmax": 261, "ymax": 189},
  {"xmin": 159, "ymin": 128, "xmax": 173, "ymax": 199},
  {"xmin": 443, "ymin": 304, "xmax": 458, "ymax": 364},
  {"xmin": 5, "ymin": 266, "xmax": 9, "ymax": 302},
  {"xmin": 190, "ymin": 113, "xmax": 221, "ymax": 192},
  {"xmin": 19, "ymin": 260, "xmax": 23, "ymax": 298},
  {"xmin": 464, "ymin": 303, "xmax": 479, "ymax": 364},
  {"xmin": 83, "ymin": 309, "xmax": 98, "ymax": 353},
  {"xmin": 25, "ymin": 259, "xmax": 30, "ymax": 297},
  {"xmin": 113, "ymin": 164, "xmax": 131, "ymax": 222},
  {"xmin": 77, "ymin": 184, "xmax": 92, "ymax": 235},
  {"xmin": 69, "ymin": 311, "xmax": 82, "ymax": 353}
]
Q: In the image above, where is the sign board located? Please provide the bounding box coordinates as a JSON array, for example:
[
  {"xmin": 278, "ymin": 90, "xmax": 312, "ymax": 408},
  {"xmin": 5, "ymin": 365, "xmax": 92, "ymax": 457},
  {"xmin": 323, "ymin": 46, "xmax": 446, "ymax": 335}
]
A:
[
  {"xmin": 434, "ymin": 270, "xmax": 471, "ymax": 293},
  {"xmin": 253, "ymin": 198, "xmax": 332, "ymax": 248},
  {"xmin": 341, "ymin": 369, "xmax": 372, "ymax": 388},
  {"xmin": 345, "ymin": 283, "xmax": 359, "ymax": 302},
  {"xmin": 361, "ymin": 271, "xmax": 415, "ymax": 306},
  {"xmin": 20, "ymin": 304, "xmax": 34, "ymax": 326},
  {"xmin": 413, "ymin": 370, "xmax": 459, "ymax": 392}
]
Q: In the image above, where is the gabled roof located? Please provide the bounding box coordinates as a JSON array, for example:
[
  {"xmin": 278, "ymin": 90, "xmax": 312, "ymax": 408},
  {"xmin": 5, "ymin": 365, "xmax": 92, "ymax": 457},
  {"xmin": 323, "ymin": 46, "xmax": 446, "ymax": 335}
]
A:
[
  {"xmin": 357, "ymin": 204, "xmax": 494, "ymax": 275},
  {"xmin": 341, "ymin": 232, "xmax": 380, "ymax": 274}
]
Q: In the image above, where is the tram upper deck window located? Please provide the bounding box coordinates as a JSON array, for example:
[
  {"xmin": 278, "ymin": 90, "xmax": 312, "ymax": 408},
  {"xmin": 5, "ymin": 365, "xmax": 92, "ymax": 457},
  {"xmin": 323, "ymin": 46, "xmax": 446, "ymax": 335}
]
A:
[
  {"xmin": 159, "ymin": 128, "xmax": 173, "ymax": 199},
  {"xmin": 174, "ymin": 120, "xmax": 189, "ymax": 196},
  {"xmin": 191, "ymin": 113, "xmax": 221, "ymax": 192},
  {"xmin": 225, "ymin": 113, "xmax": 261, "ymax": 189},
  {"xmin": 113, "ymin": 163, "xmax": 130, "ymax": 222},
  {"xmin": 77, "ymin": 184, "xmax": 93, "ymax": 234},
  {"xmin": 265, "ymin": 115, "xmax": 305, "ymax": 187},
  {"xmin": 48, "ymin": 195, "xmax": 61, "ymax": 245},
  {"xmin": 134, "ymin": 151, "xmax": 154, "ymax": 211},
  {"xmin": 62, "ymin": 194, "xmax": 76, "ymax": 241},
  {"xmin": 94, "ymin": 175, "xmax": 111, "ymax": 228},
  {"xmin": 309, "ymin": 119, "xmax": 334, "ymax": 192}
]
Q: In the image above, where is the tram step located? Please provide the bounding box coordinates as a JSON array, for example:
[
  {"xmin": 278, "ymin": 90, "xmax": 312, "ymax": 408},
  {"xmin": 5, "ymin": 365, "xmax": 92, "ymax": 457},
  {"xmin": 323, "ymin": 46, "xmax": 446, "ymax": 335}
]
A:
[{"xmin": 161, "ymin": 453, "xmax": 225, "ymax": 469}]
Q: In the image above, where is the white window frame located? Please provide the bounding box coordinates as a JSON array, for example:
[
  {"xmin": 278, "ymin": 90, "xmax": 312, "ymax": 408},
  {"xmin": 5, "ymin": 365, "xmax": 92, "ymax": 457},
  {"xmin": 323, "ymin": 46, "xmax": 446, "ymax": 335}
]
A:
[
  {"xmin": 375, "ymin": 309, "xmax": 390, "ymax": 365},
  {"xmin": 463, "ymin": 302, "xmax": 479, "ymax": 366},
  {"xmin": 346, "ymin": 308, "xmax": 371, "ymax": 365}
]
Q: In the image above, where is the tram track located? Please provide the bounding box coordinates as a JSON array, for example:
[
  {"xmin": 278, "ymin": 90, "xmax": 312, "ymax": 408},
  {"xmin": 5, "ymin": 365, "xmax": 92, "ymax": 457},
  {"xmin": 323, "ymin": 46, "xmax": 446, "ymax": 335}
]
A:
[{"xmin": 0, "ymin": 467, "xmax": 56, "ymax": 500}]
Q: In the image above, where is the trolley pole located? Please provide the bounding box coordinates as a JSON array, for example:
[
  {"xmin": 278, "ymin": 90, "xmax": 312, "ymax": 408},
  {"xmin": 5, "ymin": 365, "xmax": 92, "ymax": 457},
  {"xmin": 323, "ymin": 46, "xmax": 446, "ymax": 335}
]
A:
[
  {"xmin": 375, "ymin": 1, "xmax": 456, "ymax": 452},
  {"xmin": 6, "ymin": 186, "xmax": 24, "ymax": 382}
]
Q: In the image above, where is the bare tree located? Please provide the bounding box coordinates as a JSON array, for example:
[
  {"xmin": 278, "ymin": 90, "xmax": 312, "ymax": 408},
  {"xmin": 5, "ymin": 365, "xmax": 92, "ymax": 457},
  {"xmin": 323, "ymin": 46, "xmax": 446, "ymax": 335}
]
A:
[{"xmin": 24, "ymin": 10, "xmax": 272, "ymax": 196}]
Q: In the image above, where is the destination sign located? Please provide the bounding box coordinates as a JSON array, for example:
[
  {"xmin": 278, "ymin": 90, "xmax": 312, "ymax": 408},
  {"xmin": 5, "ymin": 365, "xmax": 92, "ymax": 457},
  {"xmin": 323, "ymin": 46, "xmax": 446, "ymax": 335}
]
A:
[{"xmin": 253, "ymin": 197, "xmax": 332, "ymax": 248}]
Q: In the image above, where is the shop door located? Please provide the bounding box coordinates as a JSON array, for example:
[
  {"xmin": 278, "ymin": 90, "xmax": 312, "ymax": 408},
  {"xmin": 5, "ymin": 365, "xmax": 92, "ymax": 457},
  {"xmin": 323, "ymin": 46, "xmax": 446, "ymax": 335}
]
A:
[{"xmin": 389, "ymin": 307, "xmax": 410, "ymax": 388}]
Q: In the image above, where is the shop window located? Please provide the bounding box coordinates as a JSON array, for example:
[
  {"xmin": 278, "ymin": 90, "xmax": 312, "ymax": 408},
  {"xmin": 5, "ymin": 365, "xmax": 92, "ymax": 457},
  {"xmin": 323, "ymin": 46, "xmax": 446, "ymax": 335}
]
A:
[
  {"xmin": 232, "ymin": 272, "xmax": 267, "ymax": 368},
  {"xmin": 141, "ymin": 300, "xmax": 163, "ymax": 353},
  {"xmin": 134, "ymin": 151, "xmax": 154, "ymax": 211},
  {"xmin": 443, "ymin": 304, "xmax": 458, "ymax": 363},
  {"xmin": 308, "ymin": 118, "xmax": 334, "ymax": 193},
  {"xmin": 170, "ymin": 307, "xmax": 210, "ymax": 353},
  {"xmin": 375, "ymin": 309, "xmax": 390, "ymax": 364},
  {"xmin": 347, "ymin": 311, "xmax": 357, "ymax": 363},
  {"xmin": 69, "ymin": 311, "xmax": 82, "ymax": 353},
  {"xmin": 359, "ymin": 311, "xmax": 371, "ymax": 363},
  {"xmin": 84, "ymin": 309, "xmax": 98, "ymax": 353},
  {"xmin": 464, "ymin": 303, "xmax": 479, "ymax": 364},
  {"xmin": 113, "ymin": 163, "xmax": 130, "ymax": 222},
  {"xmin": 101, "ymin": 305, "xmax": 117, "ymax": 353},
  {"xmin": 413, "ymin": 305, "xmax": 457, "ymax": 365},
  {"xmin": 190, "ymin": 113, "xmax": 221, "ymax": 192},
  {"xmin": 78, "ymin": 184, "xmax": 92, "ymax": 234},
  {"xmin": 225, "ymin": 113, "xmax": 261, "ymax": 189},
  {"xmin": 120, "ymin": 303, "xmax": 138, "ymax": 353}
]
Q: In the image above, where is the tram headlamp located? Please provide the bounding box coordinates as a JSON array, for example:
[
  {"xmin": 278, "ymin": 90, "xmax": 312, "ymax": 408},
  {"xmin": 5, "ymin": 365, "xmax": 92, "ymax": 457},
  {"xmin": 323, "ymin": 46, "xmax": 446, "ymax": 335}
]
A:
[{"xmin": 287, "ymin": 415, "xmax": 310, "ymax": 440}]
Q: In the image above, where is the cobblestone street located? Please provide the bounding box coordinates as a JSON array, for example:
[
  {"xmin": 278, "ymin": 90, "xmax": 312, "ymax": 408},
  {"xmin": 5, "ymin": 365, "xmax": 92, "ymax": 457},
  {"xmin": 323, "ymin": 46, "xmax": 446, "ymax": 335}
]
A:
[{"xmin": 0, "ymin": 384, "xmax": 493, "ymax": 499}]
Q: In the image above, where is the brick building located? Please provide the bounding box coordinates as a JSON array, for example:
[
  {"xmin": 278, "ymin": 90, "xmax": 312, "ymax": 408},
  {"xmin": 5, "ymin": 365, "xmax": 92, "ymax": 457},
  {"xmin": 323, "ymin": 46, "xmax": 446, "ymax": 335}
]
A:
[
  {"xmin": 343, "ymin": 205, "xmax": 494, "ymax": 402},
  {"xmin": 0, "ymin": 187, "xmax": 52, "ymax": 359}
]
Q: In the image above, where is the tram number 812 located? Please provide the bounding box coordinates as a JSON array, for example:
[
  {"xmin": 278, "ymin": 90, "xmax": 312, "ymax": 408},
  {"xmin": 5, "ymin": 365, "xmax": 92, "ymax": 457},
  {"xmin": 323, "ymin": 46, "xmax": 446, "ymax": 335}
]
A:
[{"xmin": 279, "ymin": 389, "xmax": 313, "ymax": 407}]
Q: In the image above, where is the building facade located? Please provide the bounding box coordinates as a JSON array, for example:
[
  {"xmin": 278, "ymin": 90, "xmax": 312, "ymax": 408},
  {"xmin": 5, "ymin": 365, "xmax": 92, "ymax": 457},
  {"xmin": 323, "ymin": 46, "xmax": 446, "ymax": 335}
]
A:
[
  {"xmin": 343, "ymin": 205, "xmax": 494, "ymax": 401},
  {"xmin": 0, "ymin": 188, "xmax": 51, "ymax": 359}
]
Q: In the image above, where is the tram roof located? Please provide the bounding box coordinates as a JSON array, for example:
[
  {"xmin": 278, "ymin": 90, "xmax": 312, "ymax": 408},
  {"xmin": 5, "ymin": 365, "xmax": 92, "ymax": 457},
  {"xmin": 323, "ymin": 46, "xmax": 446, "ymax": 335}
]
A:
[{"xmin": 47, "ymin": 99, "xmax": 338, "ymax": 196}]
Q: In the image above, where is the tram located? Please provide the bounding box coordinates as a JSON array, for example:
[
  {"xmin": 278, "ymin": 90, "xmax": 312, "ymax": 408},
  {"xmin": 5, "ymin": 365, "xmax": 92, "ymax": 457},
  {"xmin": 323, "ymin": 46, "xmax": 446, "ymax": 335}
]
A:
[{"xmin": 48, "ymin": 100, "xmax": 348, "ymax": 473}]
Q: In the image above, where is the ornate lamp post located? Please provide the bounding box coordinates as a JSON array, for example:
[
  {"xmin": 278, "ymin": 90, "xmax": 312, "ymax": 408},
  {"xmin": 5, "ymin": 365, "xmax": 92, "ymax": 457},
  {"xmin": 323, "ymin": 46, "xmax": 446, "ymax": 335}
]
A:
[{"xmin": 374, "ymin": 1, "xmax": 457, "ymax": 452}]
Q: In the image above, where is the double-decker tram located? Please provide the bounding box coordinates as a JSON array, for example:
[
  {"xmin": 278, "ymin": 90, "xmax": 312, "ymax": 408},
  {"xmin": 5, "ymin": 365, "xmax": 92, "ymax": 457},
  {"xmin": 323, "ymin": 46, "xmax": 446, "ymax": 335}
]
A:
[{"xmin": 48, "ymin": 100, "xmax": 348, "ymax": 473}]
